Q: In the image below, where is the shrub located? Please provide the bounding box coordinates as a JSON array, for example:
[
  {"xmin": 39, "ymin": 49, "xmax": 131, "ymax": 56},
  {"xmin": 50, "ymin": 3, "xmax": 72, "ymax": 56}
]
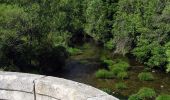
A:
[
  {"xmin": 115, "ymin": 82, "xmax": 127, "ymax": 90},
  {"xmin": 95, "ymin": 69, "xmax": 114, "ymax": 79},
  {"xmin": 104, "ymin": 39, "xmax": 115, "ymax": 50},
  {"xmin": 129, "ymin": 87, "xmax": 156, "ymax": 100},
  {"xmin": 67, "ymin": 47, "xmax": 82, "ymax": 56},
  {"xmin": 117, "ymin": 72, "xmax": 128, "ymax": 80},
  {"xmin": 101, "ymin": 88, "xmax": 113, "ymax": 95},
  {"xmin": 138, "ymin": 72, "xmax": 154, "ymax": 81},
  {"xmin": 165, "ymin": 42, "xmax": 170, "ymax": 72},
  {"xmin": 156, "ymin": 94, "xmax": 170, "ymax": 100}
]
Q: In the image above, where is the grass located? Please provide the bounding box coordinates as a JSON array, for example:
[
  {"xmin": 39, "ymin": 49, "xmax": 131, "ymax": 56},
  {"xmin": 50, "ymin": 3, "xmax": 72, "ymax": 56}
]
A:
[
  {"xmin": 110, "ymin": 67, "xmax": 125, "ymax": 75},
  {"xmin": 156, "ymin": 94, "xmax": 170, "ymax": 100},
  {"xmin": 103, "ymin": 59, "xmax": 114, "ymax": 66},
  {"xmin": 128, "ymin": 87, "xmax": 156, "ymax": 100},
  {"xmin": 95, "ymin": 69, "xmax": 114, "ymax": 79},
  {"xmin": 138, "ymin": 72, "xmax": 154, "ymax": 81},
  {"xmin": 101, "ymin": 88, "xmax": 113, "ymax": 95},
  {"xmin": 115, "ymin": 82, "xmax": 127, "ymax": 90},
  {"xmin": 128, "ymin": 94, "xmax": 141, "ymax": 100},
  {"xmin": 117, "ymin": 72, "xmax": 128, "ymax": 80}
]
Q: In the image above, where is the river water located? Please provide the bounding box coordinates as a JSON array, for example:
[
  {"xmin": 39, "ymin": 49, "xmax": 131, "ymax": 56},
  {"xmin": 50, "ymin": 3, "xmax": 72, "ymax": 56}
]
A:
[{"xmin": 53, "ymin": 43, "xmax": 170, "ymax": 99}]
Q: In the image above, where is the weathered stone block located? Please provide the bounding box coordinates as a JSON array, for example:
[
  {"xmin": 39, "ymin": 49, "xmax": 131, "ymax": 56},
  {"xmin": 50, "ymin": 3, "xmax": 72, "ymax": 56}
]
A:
[
  {"xmin": 35, "ymin": 76, "xmax": 118, "ymax": 100},
  {"xmin": 0, "ymin": 72, "xmax": 44, "ymax": 93},
  {"xmin": 0, "ymin": 90, "xmax": 34, "ymax": 100}
]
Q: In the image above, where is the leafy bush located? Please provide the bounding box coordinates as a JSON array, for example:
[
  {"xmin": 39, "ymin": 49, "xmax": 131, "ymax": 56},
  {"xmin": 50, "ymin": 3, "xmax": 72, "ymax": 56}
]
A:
[
  {"xmin": 138, "ymin": 72, "xmax": 154, "ymax": 81},
  {"xmin": 129, "ymin": 87, "xmax": 156, "ymax": 100},
  {"xmin": 95, "ymin": 69, "xmax": 114, "ymax": 79},
  {"xmin": 117, "ymin": 72, "xmax": 128, "ymax": 80},
  {"xmin": 67, "ymin": 47, "xmax": 82, "ymax": 56},
  {"xmin": 165, "ymin": 42, "xmax": 170, "ymax": 72},
  {"xmin": 101, "ymin": 88, "xmax": 113, "ymax": 95},
  {"xmin": 115, "ymin": 82, "xmax": 127, "ymax": 90},
  {"xmin": 156, "ymin": 94, "xmax": 170, "ymax": 100},
  {"xmin": 104, "ymin": 39, "xmax": 115, "ymax": 50}
]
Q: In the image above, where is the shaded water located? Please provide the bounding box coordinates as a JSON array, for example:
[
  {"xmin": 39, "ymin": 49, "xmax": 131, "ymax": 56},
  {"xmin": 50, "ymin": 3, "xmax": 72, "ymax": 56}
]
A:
[{"xmin": 54, "ymin": 43, "xmax": 170, "ymax": 99}]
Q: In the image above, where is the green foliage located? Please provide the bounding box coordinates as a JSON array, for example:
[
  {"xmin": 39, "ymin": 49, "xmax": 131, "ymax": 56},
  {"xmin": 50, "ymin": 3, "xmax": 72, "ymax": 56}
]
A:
[
  {"xmin": 109, "ymin": 59, "xmax": 129, "ymax": 76},
  {"xmin": 95, "ymin": 69, "xmax": 114, "ymax": 79},
  {"xmin": 138, "ymin": 72, "xmax": 154, "ymax": 81},
  {"xmin": 115, "ymin": 82, "xmax": 127, "ymax": 90},
  {"xmin": 129, "ymin": 87, "xmax": 156, "ymax": 100},
  {"xmin": 1, "ymin": 0, "xmax": 170, "ymax": 73},
  {"xmin": 110, "ymin": 67, "xmax": 125, "ymax": 76},
  {"xmin": 103, "ymin": 59, "xmax": 114, "ymax": 66},
  {"xmin": 117, "ymin": 72, "xmax": 128, "ymax": 80},
  {"xmin": 67, "ymin": 47, "xmax": 82, "ymax": 56},
  {"xmin": 156, "ymin": 94, "xmax": 170, "ymax": 100},
  {"xmin": 111, "ymin": 61, "xmax": 130, "ymax": 71},
  {"xmin": 137, "ymin": 87, "xmax": 156, "ymax": 99},
  {"xmin": 101, "ymin": 88, "xmax": 113, "ymax": 95},
  {"xmin": 104, "ymin": 39, "xmax": 115, "ymax": 50},
  {"xmin": 128, "ymin": 94, "xmax": 141, "ymax": 100},
  {"xmin": 165, "ymin": 42, "xmax": 170, "ymax": 72},
  {"xmin": 133, "ymin": 41, "xmax": 167, "ymax": 68},
  {"xmin": 85, "ymin": 0, "xmax": 117, "ymax": 42}
]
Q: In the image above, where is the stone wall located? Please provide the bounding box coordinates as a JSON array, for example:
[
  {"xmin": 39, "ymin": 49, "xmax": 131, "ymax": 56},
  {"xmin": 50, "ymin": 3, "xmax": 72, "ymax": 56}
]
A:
[{"xmin": 0, "ymin": 72, "xmax": 118, "ymax": 100}]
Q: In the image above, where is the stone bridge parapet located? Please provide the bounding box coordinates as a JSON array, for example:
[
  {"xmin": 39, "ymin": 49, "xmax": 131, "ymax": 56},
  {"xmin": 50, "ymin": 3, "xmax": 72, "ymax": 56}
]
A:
[{"xmin": 0, "ymin": 72, "xmax": 118, "ymax": 100}]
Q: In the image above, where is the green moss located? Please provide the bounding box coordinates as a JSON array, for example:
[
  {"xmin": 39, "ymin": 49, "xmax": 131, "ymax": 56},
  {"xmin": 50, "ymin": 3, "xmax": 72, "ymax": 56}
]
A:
[
  {"xmin": 156, "ymin": 94, "xmax": 170, "ymax": 100},
  {"xmin": 129, "ymin": 87, "xmax": 156, "ymax": 100},
  {"xmin": 138, "ymin": 72, "xmax": 154, "ymax": 81},
  {"xmin": 95, "ymin": 69, "xmax": 114, "ymax": 79},
  {"xmin": 115, "ymin": 82, "xmax": 127, "ymax": 90},
  {"xmin": 117, "ymin": 72, "xmax": 128, "ymax": 80}
]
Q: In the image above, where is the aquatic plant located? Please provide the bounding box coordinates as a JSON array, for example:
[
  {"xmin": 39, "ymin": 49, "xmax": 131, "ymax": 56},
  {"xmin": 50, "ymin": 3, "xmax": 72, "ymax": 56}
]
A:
[
  {"xmin": 137, "ymin": 87, "xmax": 156, "ymax": 99},
  {"xmin": 138, "ymin": 72, "xmax": 154, "ymax": 81},
  {"xmin": 103, "ymin": 59, "xmax": 114, "ymax": 66},
  {"xmin": 109, "ymin": 60, "xmax": 129, "ymax": 71},
  {"xmin": 95, "ymin": 69, "xmax": 114, "ymax": 79},
  {"xmin": 128, "ymin": 94, "xmax": 141, "ymax": 100},
  {"xmin": 110, "ymin": 67, "xmax": 125, "ymax": 75},
  {"xmin": 128, "ymin": 87, "xmax": 156, "ymax": 100},
  {"xmin": 117, "ymin": 72, "xmax": 128, "ymax": 80},
  {"xmin": 156, "ymin": 94, "xmax": 170, "ymax": 100},
  {"xmin": 115, "ymin": 82, "xmax": 127, "ymax": 90}
]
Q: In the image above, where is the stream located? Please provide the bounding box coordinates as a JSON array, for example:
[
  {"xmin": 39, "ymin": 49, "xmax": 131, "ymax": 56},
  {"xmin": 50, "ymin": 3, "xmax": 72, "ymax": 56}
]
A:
[{"xmin": 53, "ymin": 43, "xmax": 170, "ymax": 100}]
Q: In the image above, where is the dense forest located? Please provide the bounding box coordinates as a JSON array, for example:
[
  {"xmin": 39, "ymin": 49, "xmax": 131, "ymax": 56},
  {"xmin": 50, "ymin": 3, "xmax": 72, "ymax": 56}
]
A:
[{"xmin": 0, "ymin": 0, "xmax": 170, "ymax": 99}]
